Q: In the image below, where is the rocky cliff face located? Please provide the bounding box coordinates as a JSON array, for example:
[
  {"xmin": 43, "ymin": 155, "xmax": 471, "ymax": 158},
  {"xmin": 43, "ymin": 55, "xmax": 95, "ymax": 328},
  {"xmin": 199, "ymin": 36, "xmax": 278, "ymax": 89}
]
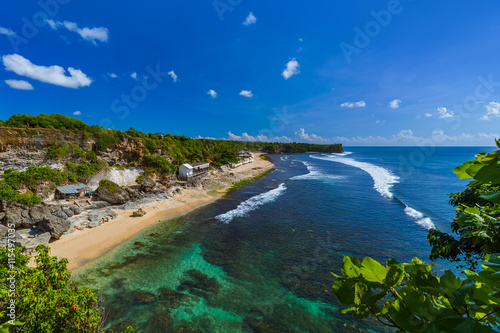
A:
[{"xmin": 0, "ymin": 127, "xmax": 152, "ymax": 172}]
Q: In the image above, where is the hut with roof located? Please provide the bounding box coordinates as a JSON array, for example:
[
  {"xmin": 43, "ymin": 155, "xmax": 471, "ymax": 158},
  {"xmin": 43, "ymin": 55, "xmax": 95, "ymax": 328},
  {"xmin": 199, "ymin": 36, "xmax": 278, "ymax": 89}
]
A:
[
  {"xmin": 55, "ymin": 183, "xmax": 92, "ymax": 200},
  {"xmin": 178, "ymin": 162, "xmax": 210, "ymax": 181}
]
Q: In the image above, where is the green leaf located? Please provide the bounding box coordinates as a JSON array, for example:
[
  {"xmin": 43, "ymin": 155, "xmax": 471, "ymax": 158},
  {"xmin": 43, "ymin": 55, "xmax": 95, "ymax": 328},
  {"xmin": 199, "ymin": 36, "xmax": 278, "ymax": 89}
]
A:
[
  {"xmin": 360, "ymin": 257, "xmax": 387, "ymax": 283},
  {"xmin": 341, "ymin": 256, "xmax": 362, "ymax": 278},
  {"xmin": 479, "ymin": 192, "xmax": 500, "ymax": 205}
]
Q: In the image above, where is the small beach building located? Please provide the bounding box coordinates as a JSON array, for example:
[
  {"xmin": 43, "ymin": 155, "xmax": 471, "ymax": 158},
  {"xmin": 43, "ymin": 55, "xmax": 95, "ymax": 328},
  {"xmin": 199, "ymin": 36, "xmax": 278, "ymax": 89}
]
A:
[
  {"xmin": 55, "ymin": 183, "xmax": 91, "ymax": 200},
  {"xmin": 178, "ymin": 162, "xmax": 210, "ymax": 181}
]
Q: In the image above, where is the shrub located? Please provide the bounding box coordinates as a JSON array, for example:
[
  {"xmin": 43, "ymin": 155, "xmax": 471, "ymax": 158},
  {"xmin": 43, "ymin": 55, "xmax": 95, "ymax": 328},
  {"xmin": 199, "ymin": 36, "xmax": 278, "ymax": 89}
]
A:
[
  {"xmin": 0, "ymin": 246, "xmax": 135, "ymax": 332},
  {"xmin": 142, "ymin": 155, "xmax": 177, "ymax": 174},
  {"xmin": 47, "ymin": 142, "xmax": 69, "ymax": 158},
  {"xmin": 95, "ymin": 133, "xmax": 118, "ymax": 151},
  {"xmin": 98, "ymin": 179, "xmax": 119, "ymax": 193},
  {"xmin": 85, "ymin": 151, "xmax": 97, "ymax": 161}
]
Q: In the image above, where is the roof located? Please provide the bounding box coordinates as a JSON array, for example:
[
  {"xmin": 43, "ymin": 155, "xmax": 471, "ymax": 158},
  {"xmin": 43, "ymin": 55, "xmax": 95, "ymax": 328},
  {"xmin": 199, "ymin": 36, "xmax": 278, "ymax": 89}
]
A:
[
  {"xmin": 190, "ymin": 162, "xmax": 209, "ymax": 167},
  {"xmin": 56, "ymin": 183, "xmax": 89, "ymax": 194},
  {"xmin": 181, "ymin": 163, "xmax": 194, "ymax": 169}
]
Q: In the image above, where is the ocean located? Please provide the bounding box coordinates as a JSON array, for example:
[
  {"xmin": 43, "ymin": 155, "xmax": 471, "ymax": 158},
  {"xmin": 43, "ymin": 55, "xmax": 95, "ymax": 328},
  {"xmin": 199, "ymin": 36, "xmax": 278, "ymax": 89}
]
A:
[{"xmin": 73, "ymin": 147, "xmax": 496, "ymax": 332}]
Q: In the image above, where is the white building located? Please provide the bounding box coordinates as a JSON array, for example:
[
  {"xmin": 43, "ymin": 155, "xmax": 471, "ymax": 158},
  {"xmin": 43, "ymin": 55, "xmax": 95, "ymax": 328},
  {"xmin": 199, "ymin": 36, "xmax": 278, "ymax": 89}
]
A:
[{"xmin": 178, "ymin": 162, "xmax": 210, "ymax": 180}]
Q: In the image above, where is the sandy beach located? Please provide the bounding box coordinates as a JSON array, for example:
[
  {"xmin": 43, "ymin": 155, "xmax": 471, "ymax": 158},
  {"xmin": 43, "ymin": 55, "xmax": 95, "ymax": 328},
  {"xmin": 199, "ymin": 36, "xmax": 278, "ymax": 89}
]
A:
[{"xmin": 49, "ymin": 154, "xmax": 273, "ymax": 271}]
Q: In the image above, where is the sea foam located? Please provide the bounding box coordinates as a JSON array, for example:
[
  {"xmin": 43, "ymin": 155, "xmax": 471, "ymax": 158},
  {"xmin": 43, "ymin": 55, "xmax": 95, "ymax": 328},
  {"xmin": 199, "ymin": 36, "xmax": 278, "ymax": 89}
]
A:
[
  {"xmin": 215, "ymin": 183, "xmax": 287, "ymax": 223},
  {"xmin": 311, "ymin": 154, "xmax": 399, "ymax": 199},
  {"xmin": 404, "ymin": 206, "xmax": 435, "ymax": 230},
  {"xmin": 291, "ymin": 161, "xmax": 343, "ymax": 181}
]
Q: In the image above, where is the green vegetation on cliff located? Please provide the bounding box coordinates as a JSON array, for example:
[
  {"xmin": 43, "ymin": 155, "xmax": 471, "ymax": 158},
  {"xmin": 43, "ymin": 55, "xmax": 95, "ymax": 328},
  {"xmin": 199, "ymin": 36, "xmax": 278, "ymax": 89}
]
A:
[{"xmin": 1, "ymin": 114, "xmax": 343, "ymax": 165}]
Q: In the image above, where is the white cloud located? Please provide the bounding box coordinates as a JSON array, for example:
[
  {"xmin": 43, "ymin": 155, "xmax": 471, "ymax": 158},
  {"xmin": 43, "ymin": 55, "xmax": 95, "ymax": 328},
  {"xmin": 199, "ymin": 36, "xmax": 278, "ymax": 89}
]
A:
[
  {"xmin": 0, "ymin": 27, "xmax": 15, "ymax": 36},
  {"xmin": 425, "ymin": 113, "xmax": 432, "ymax": 117},
  {"xmin": 168, "ymin": 70, "xmax": 178, "ymax": 82},
  {"xmin": 45, "ymin": 20, "xmax": 109, "ymax": 44},
  {"xmin": 243, "ymin": 12, "xmax": 257, "ymax": 26},
  {"xmin": 226, "ymin": 128, "xmax": 499, "ymax": 146},
  {"xmin": 4, "ymin": 79, "xmax": 34, "ymax": 90},
  {"xmin": 480, "ymin": 102, "xmax": 500, "ymax": 121},
  {"xmin": 341, "ymin": 101, "xmax": 366, "ymax": 108},
  {"xmin": 2, "ymin": 54, "xmax": 91, "ymax": 89},
  {"xmin": 281, "ymin": 59, "xmax": 300, "ymax": 80},
  {"xmin": 228, "ymin": 132, "xmax": 293, "ymax": 143},
  {"xmin": 389, "ymin": 99, "xmax": 402, "ymax": 109},
  {"xmin": 108, "ymin": 73, "xmax": 118, "ymax": 78},
  {"xmin": 73, "ymin": 111, "xmax": 81, "ymax": 116},
  {"xmin": 437, "ymin": 107, "xmax": 454, "ymax": 119},
  {"xmin": 299, "ymin": 38, "xmax": 303, "ymax": 42},
  {"xmin": 239, "ymin": 90, "xmax": 253, "ymax": 98},
  {"xmin": 207, "ymin": 89, "xmax": 217, "ymax": 98},
  {"xmin": 131, "ymin": 72, "xmax": 137, "ymax": 80}
]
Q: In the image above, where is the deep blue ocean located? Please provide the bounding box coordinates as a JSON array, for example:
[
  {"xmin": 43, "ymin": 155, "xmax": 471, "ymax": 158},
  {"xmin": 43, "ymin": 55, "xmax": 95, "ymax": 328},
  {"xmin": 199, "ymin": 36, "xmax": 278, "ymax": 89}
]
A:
[{"xmin": 74, "ymin": 147, "xmax": 496, "ymax": 332}]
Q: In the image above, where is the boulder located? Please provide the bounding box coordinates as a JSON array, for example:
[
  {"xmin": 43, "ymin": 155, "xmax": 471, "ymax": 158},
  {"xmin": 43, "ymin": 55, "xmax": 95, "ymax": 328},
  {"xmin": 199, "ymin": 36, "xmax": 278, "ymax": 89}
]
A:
[
  {"xmin": 29, "ymin": 206, "xmax": 52, "ymax": 223},
  {"xmin": 62, "ymin": 207, "xmax": 74, "ymax": 218},
  {"xmin": 68, "ymin": 205, "xmax": 82, "ymax": 215},
  {"xmin": 14, "ymin": 236, "xmax": 29, "ymax": 248},
  {"xmin": 24, "ymin": 232, "xmax": 51, "ymax": 253},
  {"xmin": 38, "ymin": 217, "xmax": 70, "ymax": 239},
  {"xmin": 0, "ymin": 224, "xmax": 8, "ymax": 237},
  {"xmin": 132, "ymin": 208, "xmax": 146, "ymax": 217},
  {"xmin": 3, "ymin": 208, "xmax": 26, "ymax": 228},
  {"xmin": 87, "ymin": 211, "xmax": 106, "ymax": 222},
  {"xmin": 104, "ymin": 209, "xmax": 118, "ymax": 220},
  {"xmin": 95, "ymin": 180, "xmax": 130, "ymax": 205},
  {"xmin": 137, "ymin": 177, "xmax": 156, "ymax": 190},
  {"xmin": 52, "ymin": 208, "xmax": 69, "ymax": 219},
  {"xmin": 87, "ymin": 221, "xmax": 101, "ymax": 228}
]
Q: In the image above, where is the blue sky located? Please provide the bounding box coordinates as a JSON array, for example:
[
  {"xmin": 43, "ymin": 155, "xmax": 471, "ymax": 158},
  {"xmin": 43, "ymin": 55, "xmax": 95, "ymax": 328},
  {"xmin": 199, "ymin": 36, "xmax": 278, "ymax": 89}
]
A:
[{"xmin": 1, "ymin": 0, "xmax": 500, "ymax": 146}]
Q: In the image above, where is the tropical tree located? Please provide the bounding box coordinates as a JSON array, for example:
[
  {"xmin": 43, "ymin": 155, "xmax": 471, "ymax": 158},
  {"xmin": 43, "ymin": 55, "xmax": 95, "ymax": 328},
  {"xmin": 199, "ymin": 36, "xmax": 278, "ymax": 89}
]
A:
[{"xmin": 0, "ymin": 246, "xmax": 134, "ymax": 332}]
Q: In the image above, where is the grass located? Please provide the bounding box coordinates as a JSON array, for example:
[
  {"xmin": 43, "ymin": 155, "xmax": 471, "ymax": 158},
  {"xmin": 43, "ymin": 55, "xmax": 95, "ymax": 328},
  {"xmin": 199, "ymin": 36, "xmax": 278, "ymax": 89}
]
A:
[
  {"xmin": 227, "ymin": 168, "xmax": 274, "ymax": 192},
  {"xmin": 259, "ymin": 154, "xmax": 272, "ymax": 162}
]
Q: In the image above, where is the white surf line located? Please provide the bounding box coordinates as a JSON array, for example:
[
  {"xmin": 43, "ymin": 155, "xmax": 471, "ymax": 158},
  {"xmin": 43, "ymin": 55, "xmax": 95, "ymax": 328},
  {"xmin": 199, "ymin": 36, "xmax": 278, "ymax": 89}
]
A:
[
  {"xmin": 403, "ymin": 205, "xmax": 435, "ymax": 230},
  {"xmin": 311, "ymin": 154, "xmax": 399, "ymax": 199},
  {"xmin": 311, "ymin": 154, "xmax": 435, "ymax": 230},
  {"xmin": 215, "ymin": 183, "xmax": 287, "ymax": 224},
  {"xmin": 291, "ymin": 160, "xmax": 344, "ymax": 181}
]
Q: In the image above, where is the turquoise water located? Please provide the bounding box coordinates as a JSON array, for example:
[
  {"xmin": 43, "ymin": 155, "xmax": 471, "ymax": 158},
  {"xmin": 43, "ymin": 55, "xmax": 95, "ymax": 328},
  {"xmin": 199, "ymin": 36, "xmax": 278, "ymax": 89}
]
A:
[{"xmin": 73, "ymin": 147, "xmax": 495, "ymax": 332}]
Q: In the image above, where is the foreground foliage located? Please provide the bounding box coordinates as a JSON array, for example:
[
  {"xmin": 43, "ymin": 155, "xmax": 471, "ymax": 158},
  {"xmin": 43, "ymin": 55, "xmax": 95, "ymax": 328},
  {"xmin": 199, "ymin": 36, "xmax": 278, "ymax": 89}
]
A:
[
  {"xmin": 332, "ymin": 255, "xmax": 500, "ymax": 332},
  {"xmin": 332, "ymin": 142, "xmax": 500, "ymax": 332},
  {"xmin": 0, "ymin": 246, "xmax": 134, "ymax": 332}
]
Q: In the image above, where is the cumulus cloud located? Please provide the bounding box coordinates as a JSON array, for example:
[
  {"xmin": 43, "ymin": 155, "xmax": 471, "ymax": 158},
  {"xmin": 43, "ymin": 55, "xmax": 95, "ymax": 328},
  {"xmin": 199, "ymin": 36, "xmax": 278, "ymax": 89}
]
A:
[
  {"xmin": 341, "ymin": 101, "xmax": 366, "ymax": 108},
  {"xmin": 226, "ymin": 128, "xmax": 499, "ymax": 146},
  {"xmin": 425, "ymin": 113, "xmax": 432, "ymax": 117},
  {"xmin": 5, "ymin": 79, "xmax": 34, "ymax": 90},
  {"xmin": 207, "ymin": 89, "xmax": 217, "ymax": 98},
  {"xmin": 2, "ymin": 54, "xmax": 91, "ymax": 89},
  {"xmin": 168, "ymin": 71, "xmax": 178, "ymax": 82},
  {"xmin": 480, "ymin": 102, "xmax": 500, "ymax": 121},
  {"xmin": 0, "ymin": 27, "xmax": 15, "ymax": 36},
  {"xmin": 108, "ymin": 73, "xmax": 118, "ymax": 78},
  {"xmin": 281, "ymin": 59, "xmax": 300, "ymax": 80},
  {"xmin": 243, "ymin": 12, "xmax": 257, "ymax": 26},
  {"xmin": 389, "ymin": 99, "xmax": 402, "ymax": 109},
  {"xmin": 239, "ymin": 90, "xmax": 253, "ymax": 98},
  {"xmin": 437, "ymin": 107, "xmax": 454, "ymax": 118},
  {"xmin": 46, "ymin": 20, "xmax": 109, "ymax": 44},
  {"xmin": 73, "ymin": 111, "xmax": 81, "ymax": 116},
  {"xmin": 47, "ymin": 20, "xmax": 108, "ymax": 44},
  {"xmin": 131, "ymin": 72, "xmax": 137, "ymax": 80}
]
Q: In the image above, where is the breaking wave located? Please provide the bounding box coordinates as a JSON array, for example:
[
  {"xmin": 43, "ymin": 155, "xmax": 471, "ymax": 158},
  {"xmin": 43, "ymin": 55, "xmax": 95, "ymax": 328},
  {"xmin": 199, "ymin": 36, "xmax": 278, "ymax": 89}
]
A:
[
  {"xmin": 310, "ymin": 154, "xmax": 435, "ymax": 230},
  {"xmin": 310, "ymin": 154, "xmax": 399, "ymax": 199},
  {"xmin": 215, "ymin": 183, "xmax": 287, "ymax": 223},
  {"xmin": 404, "ymin": 206, "xmax": 435, "ymax": 230},
  {"xmin": 291, "ymin": 161, "xmax": 344, "ymax": 181}
]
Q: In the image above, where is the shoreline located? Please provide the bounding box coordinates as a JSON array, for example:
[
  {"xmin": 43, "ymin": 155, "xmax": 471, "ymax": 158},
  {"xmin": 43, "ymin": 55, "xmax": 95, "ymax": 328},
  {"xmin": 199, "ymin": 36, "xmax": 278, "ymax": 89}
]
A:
[{"xmin": 49, "ymin": 153, "xmax": 274, "ymax": 271}]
